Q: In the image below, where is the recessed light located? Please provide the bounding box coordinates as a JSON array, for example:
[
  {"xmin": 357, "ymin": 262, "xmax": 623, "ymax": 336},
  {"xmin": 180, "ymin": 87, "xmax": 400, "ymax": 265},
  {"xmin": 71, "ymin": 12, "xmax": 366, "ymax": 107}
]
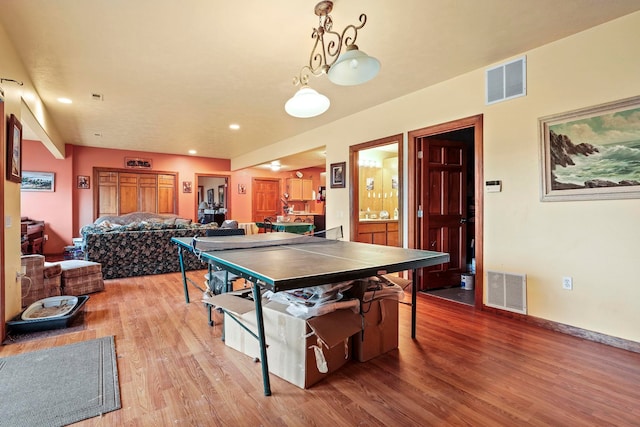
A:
[
  {"xmin": 229, "ymin": 124, "xmax": 240, "ymax": 130},
  {"xmin": 57, "ymin": 97, "xmax": 72, "ymax": 104},
  {"xmin": 188, "ymin": 149, "xmax": 197, "ymax": 155}
]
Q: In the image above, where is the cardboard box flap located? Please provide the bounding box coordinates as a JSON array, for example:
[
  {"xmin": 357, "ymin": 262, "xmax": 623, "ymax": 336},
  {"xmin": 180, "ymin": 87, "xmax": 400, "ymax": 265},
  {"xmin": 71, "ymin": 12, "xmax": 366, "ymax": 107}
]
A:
[
  {"xmin": 306, "ymin": 309, "xmax": 362, "ymax": 348},
  {"xmin": 204, "ymin": 291, "xmax": 258, "ymax": 315}
]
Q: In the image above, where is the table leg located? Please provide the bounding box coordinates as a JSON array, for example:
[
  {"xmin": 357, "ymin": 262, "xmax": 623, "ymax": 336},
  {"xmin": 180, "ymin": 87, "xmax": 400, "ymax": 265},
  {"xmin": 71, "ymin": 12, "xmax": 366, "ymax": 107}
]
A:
[
  {"xmin": 252, "ymin": 282, "xmax": 272, "ymax": 396},
  {"xmin": 411, "ymin": 268, "xmax": 417, "ymax": 339},
  {"xmin": 178, "ymin": 246, "xmax": 190, "ymax": 303}
]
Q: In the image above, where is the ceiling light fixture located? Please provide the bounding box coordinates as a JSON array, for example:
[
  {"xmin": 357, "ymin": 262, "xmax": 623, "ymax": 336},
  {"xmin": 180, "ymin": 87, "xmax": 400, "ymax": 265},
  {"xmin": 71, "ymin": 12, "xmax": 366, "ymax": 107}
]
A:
[
  {"xmin": 284, "ymin": 0, "xmax": 380, "ymax": 118},
  {"xmin": 270, "ymin": 161, "xmax": 281, "ymax": 171},
  {"xmin": 285, "ymin": 85, "xmax": 330, "ymax": 118}
]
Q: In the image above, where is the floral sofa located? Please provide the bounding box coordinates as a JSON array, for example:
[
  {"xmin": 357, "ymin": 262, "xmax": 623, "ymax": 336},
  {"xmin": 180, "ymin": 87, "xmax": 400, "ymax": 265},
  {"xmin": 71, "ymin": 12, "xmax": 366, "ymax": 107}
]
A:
[{"xmin": 80, "ymin": 212, "xmax": 218, "ymax": 279}]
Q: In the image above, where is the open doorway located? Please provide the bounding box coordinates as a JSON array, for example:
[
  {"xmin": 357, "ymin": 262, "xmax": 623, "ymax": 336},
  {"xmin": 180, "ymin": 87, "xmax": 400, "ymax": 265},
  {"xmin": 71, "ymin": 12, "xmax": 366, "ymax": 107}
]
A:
[
  {"xmin": 408, "ymin": 115, "xmax": 483, "ymax": 308},
  {"xmin": 195, "ymin": 174, "xmax": 230, "ymax": 225}
]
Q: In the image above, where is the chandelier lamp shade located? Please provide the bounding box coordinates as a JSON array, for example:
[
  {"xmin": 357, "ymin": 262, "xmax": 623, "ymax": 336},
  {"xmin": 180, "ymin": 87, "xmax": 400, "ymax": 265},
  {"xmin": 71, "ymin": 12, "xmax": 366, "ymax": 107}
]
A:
[
  {"xmin": 284, "ymin": 1, "xmax": 380, "ymax": 118},
  {"xmin": 327, "ymin": 45, "xmax": 380, "ymax": 86},
  {"xmin": 285, "ymin": 85, "xmax": 331, "ymax": 118}
]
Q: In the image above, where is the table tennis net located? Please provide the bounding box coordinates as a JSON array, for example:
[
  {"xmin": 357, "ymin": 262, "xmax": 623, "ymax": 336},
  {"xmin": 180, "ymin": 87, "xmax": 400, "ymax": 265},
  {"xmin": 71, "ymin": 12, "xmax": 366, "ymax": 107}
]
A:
[{"xmin": 191, "ymin": 226, "xmax": 343, "ymax": 255}]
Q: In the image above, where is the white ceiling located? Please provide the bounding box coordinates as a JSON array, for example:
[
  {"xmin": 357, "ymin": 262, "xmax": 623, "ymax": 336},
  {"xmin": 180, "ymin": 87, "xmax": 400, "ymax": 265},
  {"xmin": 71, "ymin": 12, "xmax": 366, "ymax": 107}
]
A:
[{"xmin": 2, "ymin": 0, "xmax": 639, "ymax": 170}]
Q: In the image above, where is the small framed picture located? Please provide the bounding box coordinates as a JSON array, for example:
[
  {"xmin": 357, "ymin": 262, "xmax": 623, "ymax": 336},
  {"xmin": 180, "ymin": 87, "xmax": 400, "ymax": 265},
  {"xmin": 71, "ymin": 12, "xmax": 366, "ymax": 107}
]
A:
[
  {"xmin": 238, "ymin": 183, "xmax": 246, "ymax": 194},
  {"xmin": 6, "ymin": 114, "xmax": 22, "ymax": 183},
  {"xmin": 182, "ymin": 181, "xmax": 193, "ymax": 193},
  {"xmin": 330, "ymin": 162, "xmax": 346, "ymax": 188},
  {"xmin": 77, "ymin": 175, "xmax": 90, "ymax": 189}
]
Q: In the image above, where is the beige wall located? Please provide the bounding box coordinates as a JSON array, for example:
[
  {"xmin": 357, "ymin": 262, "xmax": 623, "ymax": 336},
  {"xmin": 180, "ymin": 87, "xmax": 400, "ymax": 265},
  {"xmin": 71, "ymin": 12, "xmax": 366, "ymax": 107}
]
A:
[
  {"xmin": 1, "ymin": 23, "xmax": 65, "ymax": 320},
  {"xmin": 3, "ymin": 13, "xmax": 640, "ymax": 343},
  {"xmin": 237, "ymin": 12, "xmax": 640, "ymax": 342}
]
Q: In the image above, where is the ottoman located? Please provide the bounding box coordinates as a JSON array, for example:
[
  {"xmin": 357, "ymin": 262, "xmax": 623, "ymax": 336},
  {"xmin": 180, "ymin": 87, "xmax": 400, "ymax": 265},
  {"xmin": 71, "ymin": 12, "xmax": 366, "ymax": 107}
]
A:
[{"xmin": 57, "ymin": 260, "xmax": 104, "ymax": 295}]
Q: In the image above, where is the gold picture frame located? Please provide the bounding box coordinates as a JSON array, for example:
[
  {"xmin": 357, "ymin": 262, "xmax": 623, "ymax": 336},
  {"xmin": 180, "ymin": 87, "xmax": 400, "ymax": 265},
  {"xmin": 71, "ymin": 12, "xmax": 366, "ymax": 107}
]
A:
[{"xmin": 540, "ymin": 95, "xmax": 640, "ymax": 201}]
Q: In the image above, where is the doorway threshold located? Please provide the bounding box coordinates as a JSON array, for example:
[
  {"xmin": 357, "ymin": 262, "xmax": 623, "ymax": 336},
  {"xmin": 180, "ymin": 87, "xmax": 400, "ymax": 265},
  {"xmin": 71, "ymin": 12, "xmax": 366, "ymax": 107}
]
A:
[{"xmin": 422, "ymin": 287, "xmax": 475, "ymax": 306}]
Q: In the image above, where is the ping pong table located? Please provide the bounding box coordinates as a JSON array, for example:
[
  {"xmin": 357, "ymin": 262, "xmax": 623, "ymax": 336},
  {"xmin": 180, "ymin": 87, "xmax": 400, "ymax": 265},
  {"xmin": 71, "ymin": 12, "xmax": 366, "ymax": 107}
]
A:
[{"xmin": 172, "ymin": 232, "xmax": 449, "ymax": 395}]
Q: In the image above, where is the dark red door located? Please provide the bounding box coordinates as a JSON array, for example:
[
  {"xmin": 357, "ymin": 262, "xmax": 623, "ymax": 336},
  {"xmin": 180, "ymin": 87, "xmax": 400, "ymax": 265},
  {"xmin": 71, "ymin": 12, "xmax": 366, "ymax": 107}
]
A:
[{"xmin": 416, "ymin": 138, "xmax": 468, "ymax": 290}]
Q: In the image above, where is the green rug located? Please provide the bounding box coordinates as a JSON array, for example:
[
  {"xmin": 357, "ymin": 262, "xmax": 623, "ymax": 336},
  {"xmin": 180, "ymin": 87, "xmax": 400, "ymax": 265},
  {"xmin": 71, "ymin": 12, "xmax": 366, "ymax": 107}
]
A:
[{"xmin": 0, "ymin": 336, "xmax": 121, "ymax": 426}]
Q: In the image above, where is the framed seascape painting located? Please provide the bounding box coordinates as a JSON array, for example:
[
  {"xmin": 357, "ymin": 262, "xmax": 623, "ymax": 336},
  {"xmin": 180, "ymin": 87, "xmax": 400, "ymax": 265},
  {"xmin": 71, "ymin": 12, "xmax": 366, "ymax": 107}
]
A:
[
  {"xmin": 22, "ymin": 171, "xmax": 55, "ymax": 192},
  {"xmin": 539, "ymin": 95, "xmax": 640, "ymax": 201}
]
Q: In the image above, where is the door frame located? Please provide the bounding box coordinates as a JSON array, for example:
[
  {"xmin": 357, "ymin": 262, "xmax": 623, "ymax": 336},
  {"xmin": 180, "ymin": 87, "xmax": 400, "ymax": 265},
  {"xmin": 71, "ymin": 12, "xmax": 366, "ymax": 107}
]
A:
[
  {"xmin": 349, "ymin": 134, "xmax": 403, "ymax": 246},
  {"xmin": 195, "ymin": 173, "xmax": 231, "ymax": 220},
  {"xmin": 0, "ymin": 99, "xmax": 5, "ymax": 340},
  {"xmin": 408, "ymin": 114, "xmax": 484, "ymax": 309}
]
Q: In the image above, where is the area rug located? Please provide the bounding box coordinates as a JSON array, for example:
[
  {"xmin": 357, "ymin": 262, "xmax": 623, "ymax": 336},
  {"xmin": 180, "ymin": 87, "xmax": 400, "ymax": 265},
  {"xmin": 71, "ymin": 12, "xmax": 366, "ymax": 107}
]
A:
[{"xmin": 0, "ymin": 336, "xmax": 121, "ymax": 426}]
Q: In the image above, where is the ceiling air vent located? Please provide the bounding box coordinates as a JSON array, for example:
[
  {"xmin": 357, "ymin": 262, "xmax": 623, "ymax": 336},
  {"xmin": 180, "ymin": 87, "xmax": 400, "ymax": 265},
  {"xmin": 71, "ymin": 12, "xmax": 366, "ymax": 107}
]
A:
[{"xmin": 485, "ymin": 56, "xmax": 526, "ymax": 105}]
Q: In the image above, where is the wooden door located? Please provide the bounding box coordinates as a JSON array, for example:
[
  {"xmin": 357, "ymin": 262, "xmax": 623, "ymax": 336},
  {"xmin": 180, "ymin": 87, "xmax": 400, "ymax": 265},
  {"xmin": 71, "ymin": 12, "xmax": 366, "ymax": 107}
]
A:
[
  {"xmin": 252, "ymin": 178, "xmax": 280, "ymax": 221},
  {"xmin": 138, "ymin": 174, "xmax": 157, "ymax": 212},
  {"xmin": 119, "ymin": 173, "xmax": 139, "ymax": 214},
  {"xmin": 417, "ymin": 138, "xmax": 468, "ymax": 290},
  {"xmin": 158, "ymin": 174, "xmax": 176, "ymax": 214},
  {"xmin": 98, "ymin": 171, "xmax": 118, "ymax": 216}
]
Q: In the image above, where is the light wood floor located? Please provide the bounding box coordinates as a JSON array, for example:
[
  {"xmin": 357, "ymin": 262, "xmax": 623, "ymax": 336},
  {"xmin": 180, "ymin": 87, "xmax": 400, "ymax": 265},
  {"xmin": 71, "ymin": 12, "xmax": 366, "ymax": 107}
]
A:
[{"xmin": 2, "ymin": 270, "xmax": 639, "ymax": 426}]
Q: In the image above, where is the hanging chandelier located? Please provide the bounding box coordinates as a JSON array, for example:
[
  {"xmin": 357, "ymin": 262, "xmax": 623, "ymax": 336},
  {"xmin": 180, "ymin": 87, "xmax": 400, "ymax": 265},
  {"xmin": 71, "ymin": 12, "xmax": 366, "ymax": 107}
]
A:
[{"xmin": 284, "ymin": 1, "xmax": 381, "ymax": 118}]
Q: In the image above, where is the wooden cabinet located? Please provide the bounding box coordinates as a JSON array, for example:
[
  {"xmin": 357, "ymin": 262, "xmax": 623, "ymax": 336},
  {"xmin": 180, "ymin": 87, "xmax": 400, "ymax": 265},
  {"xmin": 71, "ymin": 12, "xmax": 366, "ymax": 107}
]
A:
[
  {"xmin": 95, "ymin": 168, "xmax": 177, "ymax": 218},
  {"xmin": 286, "ymin": 178, "xmax": 313, "ymax": 200},
  {"xmin": 355, "ymin": 220, "xmax": 399, "ymax": 246},
  {"xmin": 21, "ymin": 219, "xmax": 45, "ymax": 254}
]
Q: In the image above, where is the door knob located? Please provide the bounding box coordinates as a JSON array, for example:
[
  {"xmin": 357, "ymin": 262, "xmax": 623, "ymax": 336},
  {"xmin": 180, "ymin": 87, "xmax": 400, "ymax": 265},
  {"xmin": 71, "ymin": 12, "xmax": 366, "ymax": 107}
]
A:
[{"xmin": 460, "ymin": 218, "xmax": 468, "ymax": 224}]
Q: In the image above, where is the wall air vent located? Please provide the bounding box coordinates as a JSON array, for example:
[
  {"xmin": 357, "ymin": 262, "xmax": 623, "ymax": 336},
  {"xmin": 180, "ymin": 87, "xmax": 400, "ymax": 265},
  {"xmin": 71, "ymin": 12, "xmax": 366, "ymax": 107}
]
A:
[
  {"xmin": 486, "ymin": 270, "xmax": 527, "ymax": 314},
  {"xmin": 485, "ymin": 56, "xmax": 526, "ymax": 105}
]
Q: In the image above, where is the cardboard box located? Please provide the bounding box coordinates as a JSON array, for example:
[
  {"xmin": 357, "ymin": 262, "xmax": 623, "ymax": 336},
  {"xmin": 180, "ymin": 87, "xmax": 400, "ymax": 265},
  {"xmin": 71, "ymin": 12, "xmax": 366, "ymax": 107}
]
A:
[
  {"xmin": 210, "ymin": 291, "xmax": 362, "ymax": 389},
  {"xmin": 352, "ymin": 285, "xmax": 401, "ymax": 362}
]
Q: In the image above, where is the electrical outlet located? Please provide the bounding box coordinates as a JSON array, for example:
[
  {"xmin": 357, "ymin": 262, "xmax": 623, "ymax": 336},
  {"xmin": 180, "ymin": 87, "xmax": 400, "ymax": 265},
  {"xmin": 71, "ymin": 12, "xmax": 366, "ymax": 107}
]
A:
[
  {"xmin": 16, "ymin": 266, "xmax": 27, "ymax": 281},
  {"xmin": 562, "ymin": 276, "xmax": 573, "ymax": 290}
]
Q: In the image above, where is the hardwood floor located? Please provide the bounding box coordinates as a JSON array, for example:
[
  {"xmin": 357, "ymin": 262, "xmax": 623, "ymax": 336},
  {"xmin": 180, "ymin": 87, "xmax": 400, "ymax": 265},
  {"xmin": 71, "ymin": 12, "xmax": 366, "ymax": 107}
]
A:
[{"xmin": 2, "ymin": 270, "xmax": 639, "ymax": 426}]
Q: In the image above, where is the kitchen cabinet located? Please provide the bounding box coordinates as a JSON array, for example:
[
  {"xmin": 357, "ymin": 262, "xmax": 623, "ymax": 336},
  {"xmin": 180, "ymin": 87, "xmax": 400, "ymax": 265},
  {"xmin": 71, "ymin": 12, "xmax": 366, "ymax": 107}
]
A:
[
  {"xmin": 286, "ymin": 178, "xmax": 313, "ymax": 200},
  {"xmin": 355, "ymin": 220, "xmax": 399, "ymax": 246}
]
